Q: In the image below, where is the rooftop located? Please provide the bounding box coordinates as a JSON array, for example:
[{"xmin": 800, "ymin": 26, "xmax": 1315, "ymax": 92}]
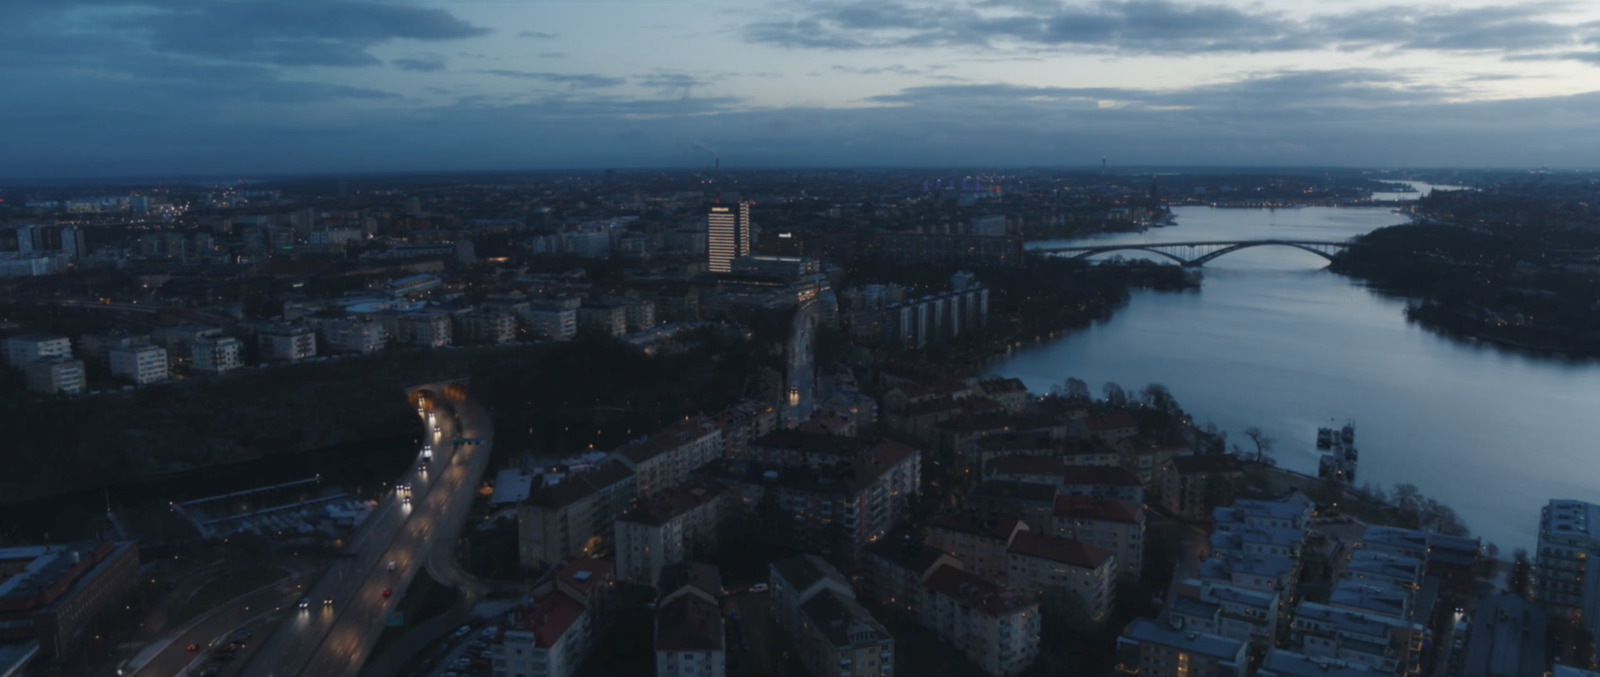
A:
[
  {"xmin": 1543, "ymin": 500, "xmax": 1600, "ymax": 542},
  {"xmin": 659, "ymin": 562, "xmax": 721, "ymax": 601},
  {"xmin": 1120, "ymin": 617, "xmax": 1245, "ymax": 661},
  {"xmin": 504, "ymin": 590, "xmax": 588, "ymax": 649},
  {"xmin": 1053, "ymin": 496, "xmax": 1142, "ymax": 525},
  {"xmin": 655, "ymin": 594, "xmax": 724, "ymax": 652},
  {"xmin": 619, "ymin": 417, "xmax": 721, "ymax": 464},
  {"xmin": 923, "ymin": 563, "xmax": 1037, "ymax": 617},
  {"xmin": 1463, "ymin": 594, "xmax": 1548, "ymax": 677},
  {"xmin": 969, "ymin": 480, "xmax": 1057, "ymax": 505},
  {"xmin": 1008, "ymin": 532, "xmax": 1113, "ymax": 570},
  {"xmin": 929, "ymin": 513, "xmax": 1026, "ymax": 541},
  {"xmin": 799, "ymin": 589, "xmax": 894, "ymax": 650},
  {"xmin": 619, "ymin": 478, "xmax": 723, "ymax": 527},
  {"xmin": 862, "ymin": 537, "xmax": 955, "ymax": 577},
  {"xmin": 1259, "ymin": 649, "xmax": 1376, "ymax": 677}
]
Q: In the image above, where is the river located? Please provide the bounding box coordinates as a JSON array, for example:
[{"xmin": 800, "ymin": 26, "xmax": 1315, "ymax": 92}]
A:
[{"xmin": 986, "ymin": 184, "xmax": 1596, "ymax": 550}]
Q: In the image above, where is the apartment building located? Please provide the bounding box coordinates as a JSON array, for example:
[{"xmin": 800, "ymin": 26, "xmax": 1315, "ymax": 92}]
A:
[
  {"xmin": 492, "ymin": 592, "xmax": 592, "ymax": 677},
  {"xmin": 714, "ymin": 400, "xmax": 778, "ymax": 460},
  {"xmin": 967, "ymin": 480, "xmax": 1059, "ymax": 530},
  {"xmin": 1166, "ymin": 580, "xmax": 1279, "ymax": 656},
  {"xmin": 379, "ymin": 309, "xmax": 452, "ymax": 348},
  {"xmin": 458, "ymin": 307, "xmax": 517, "ymax": 344},
  {"xmin": 24, "ymin": 358, "xmax": 84, "ymax": 395},
  {"xmin": 1257, "ymin": 650, "xmax": 1376, "ymax": 677},
  {"xmin": 319, "ymin": 317, "xmax": 388, "ymax": 354},
  {"xmin": 1289, "ymin": 601, "xmax": 1423, "ymax": 676},
  {"xmin": 926, "ymin": 513, "xmax": 1030, "ymax": 582},
  {"xmin": 0, "ymin": 542, "xmax": 141, "ymax": 658},
  {"xmin": 1160, "ymin": 455, "xmax": 1244, "ymax": 521},
  {"xmin": 614, "ymin": 478, "xmax": 724, "ymax": 586},
  {"xmin": 1534, "ymin": 499, "xmax": 1600, "ymax": 616},
  {"xmin": 1052, "ymin": 495, "xmax": 1145, "ymax": 581},
  {"xmin": 190, "ymin": 336, "xmax": 243, "ymax": 374},
  {"xmin": 1005, "ymin": 532, "xmax": 1115, "ymax": 623},
  {"xmin": 516, "ymin": 463, "xmax": 637, "ymax": 569},
  {"xmin": 859, "ymin": 537, "xmax": 966, "ymax": 617},
  {"xmin": 577, "ymin": 303, "xmax": 628, "ymax": 337},
  {"xmin": 656, "ymin": 564, "xmax": 725, "ymax": 677},
  {"xmin": 769, "ymin": 556, "xmax": 895, "ymax": 677},
  {"xmin": 707, "ymin": 438, "xmax": 919, "ymax": 549},
  {"xmin": 3, "ymin": 334, "xmax": 71, "ymax": 367},
  {"xmin": 108, "ymin": 343, "xmax": 168, "ymax": 384},
  {"xmin": 258, "ymin": 323, "xmax": 317, "ymax": 362},
  {"xmin": 1116, "ymin": 618, "xmax": 1248, "ymax": 677},
  {"xmin": 919, "ymin": 564, "xmax": 1041, "ymax": 677},
  {"xmin": 615, "ymin": 418, "xmax": 723, "ymax": 497}
]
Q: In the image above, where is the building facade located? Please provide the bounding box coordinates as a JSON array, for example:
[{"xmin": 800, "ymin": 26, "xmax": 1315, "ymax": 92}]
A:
[
  {"xmin": 108, "ymin": 343, "xmax": 168, "ymax": 384},
  {"xmin": 707, "ymin": 203, "xmax": 752, "ymax": 273}
]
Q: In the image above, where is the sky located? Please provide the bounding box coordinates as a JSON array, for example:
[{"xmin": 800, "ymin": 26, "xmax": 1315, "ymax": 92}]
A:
[{"xmin": 3, "ymin": 0, "xmax": 1600, "ymax": 178}]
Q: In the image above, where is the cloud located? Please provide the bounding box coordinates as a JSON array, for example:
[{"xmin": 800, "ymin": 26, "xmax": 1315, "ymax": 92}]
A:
[
  {"xmin": 539, "ymin": 52, "xmax": 569, "ymax": 59},
  {"xmin": 518, "ymin": 30, "xmax": 558, "ymax": 39},
  {"xmin": 476, "ymin": 70, "xmax": 627, "ymax": 88},
  {"xmin": 132, "ymin": 1, "xmax": 490, "ymax": 68},
  {"xmin": 635, "ymin": 72, "xmax": 711, "ymax": 98},
  {"xmin": 746, "ymin": 0, "xmax": 1596, "ymax": 58},
  {"xmin": 393, "ymin": 53, "xmax": 447, "ymax": 72}
]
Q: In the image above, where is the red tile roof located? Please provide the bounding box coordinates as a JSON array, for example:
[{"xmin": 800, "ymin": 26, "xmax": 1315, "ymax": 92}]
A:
[
  {"xmin": 655, "ymin": 594, "xmax": 724, "ymax": 652},
  {"xmin": 1052, "ymin": 496, "xmax": 1143, "ymax": 525},
  {"xmin": 929, "ymin": 513, "xmax": 1025, "ymax": 541},
  {"xmin": 922, "ymin": 563, "xmax": 1038, "ymax": 618},
  {"xmin": 1008, "ymin": 532, "xmax": 1113, "ymax": 569},
  {"xmin": 506, "ymin": 590, "xmax": 587, "ymax": 648},
  {"xmin": 555, "ymin": 557, "xmax": 614, "ymax": 599},
  {"xmin": 1057, "ymin": 464, "xmax": 1142, "ymax": 487},
  {"xmin": 620, "ymin": 477, "xmax": 724, "ymax": 526}
]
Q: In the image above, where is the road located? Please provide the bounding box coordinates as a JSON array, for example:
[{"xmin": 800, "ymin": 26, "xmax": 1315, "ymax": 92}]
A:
[
  {"xmin": 781, "ymin": 300, "xmax": 821, "ymax": 429},
  {"xmin": 240, "ymin": 390, "xmax": 495, "ymax": 677}
]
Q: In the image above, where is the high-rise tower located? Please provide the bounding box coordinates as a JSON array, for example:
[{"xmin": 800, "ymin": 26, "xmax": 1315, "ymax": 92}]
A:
[{"xmin": 707, "ymin": 202, "xmax": 750, "ymax": 273}]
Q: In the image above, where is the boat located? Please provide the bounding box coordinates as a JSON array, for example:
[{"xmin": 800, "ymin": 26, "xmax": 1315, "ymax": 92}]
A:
[{"xmin": 1316, "ymin": 420, "xmax": 1357, "ymax": 484}]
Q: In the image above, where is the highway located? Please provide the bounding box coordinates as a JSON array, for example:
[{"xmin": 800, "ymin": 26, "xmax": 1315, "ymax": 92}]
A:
[{"xmin": 240, "ymin": 390, "xmax": 494, "ymax": 677}]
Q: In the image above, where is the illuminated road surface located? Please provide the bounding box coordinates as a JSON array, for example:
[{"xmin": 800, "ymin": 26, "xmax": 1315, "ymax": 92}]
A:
[{"xmin": 241, "ymin": 392, "xmax": 494, "ymax": 677}]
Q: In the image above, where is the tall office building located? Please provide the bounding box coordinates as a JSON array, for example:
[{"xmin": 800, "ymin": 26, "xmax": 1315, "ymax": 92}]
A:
[{"xmin": 706, "ymin": 202, "xmax": 750, "ymax": 273}]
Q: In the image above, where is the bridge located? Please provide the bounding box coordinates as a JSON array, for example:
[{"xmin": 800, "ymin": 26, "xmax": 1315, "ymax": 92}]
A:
[{"xmin": 1033, "ymin": 239, "xmax": 1352, "ymax": 267}]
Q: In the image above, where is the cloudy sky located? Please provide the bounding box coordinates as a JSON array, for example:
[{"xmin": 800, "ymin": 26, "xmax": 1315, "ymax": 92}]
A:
[{"xmin": 4, "ymin": 0, "xmax": 1600, "ymax": 178}]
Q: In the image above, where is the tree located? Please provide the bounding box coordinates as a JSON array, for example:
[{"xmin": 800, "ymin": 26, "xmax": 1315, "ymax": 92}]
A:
[
  {"xmin": 1141, "ymin": 383, "xmax": 1177, "ymax": 414},
  {"xmin": 1064, "ymin": 377, "xmax": 1091, "ymax": 401},
  {"xmin": 1242, "ymin": 427, "xmax": 1275, "ymax": 463},
  {"xmin": 1102, "ymin": 382, "xmax": 1128, "ymax": 406}
]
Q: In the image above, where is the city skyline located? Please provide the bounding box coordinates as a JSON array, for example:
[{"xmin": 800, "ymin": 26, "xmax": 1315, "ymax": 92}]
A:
[{"xmin": 5, "ymin": 0, "xmax": 1600, "ymax": 179}]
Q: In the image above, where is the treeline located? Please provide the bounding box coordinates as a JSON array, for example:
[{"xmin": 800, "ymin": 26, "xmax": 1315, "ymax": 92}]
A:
[
  {"xmin": 1332, "ymin": 225, "xmax": 1600, "ymax": 356},
  {"xmin": 0, "ymin": 334, "xmax": 765, "ymax": 504}
]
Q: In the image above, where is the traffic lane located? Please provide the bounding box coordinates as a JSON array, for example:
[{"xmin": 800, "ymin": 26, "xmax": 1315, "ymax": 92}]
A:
[
  {"xmin": 137, "ymin": 584, "xmax": 294, "ymax": 677},
  {"xmin": 300, "ymin": 425, "xmax": 481, "ymax": 675}
]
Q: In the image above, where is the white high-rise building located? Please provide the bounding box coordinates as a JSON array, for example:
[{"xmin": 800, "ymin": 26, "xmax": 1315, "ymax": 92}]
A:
[
  {"xmin": 4, "ymin": 334, "xmax": 72, "ymax": 367},
  {"xmin": 26, "ymin": 358, "xmax": 85, "ymax": 395},
  {"xmin": 191, "ymin": 336, "xmax": 243, "ymax": 374},
  {"xmin": 1535, "ymin": 499, "xmax": 1600, "ymax": 616},
  {"xmin": 109, "ymin": 343, "xmax": 169, "ymax": 384},
  {"xmin": 706, "ymin": 202, "xmax": 750, "ymax": 273}
]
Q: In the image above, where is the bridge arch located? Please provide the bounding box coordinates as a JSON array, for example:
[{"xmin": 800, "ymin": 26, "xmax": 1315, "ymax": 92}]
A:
[
  {"xmin": 1043, "ymin": 239, "xmax": 1347, "ymax": 267},
  {"xmin": 1063, "ymin": 247, "xmax": 1192, "ymax": 266}
]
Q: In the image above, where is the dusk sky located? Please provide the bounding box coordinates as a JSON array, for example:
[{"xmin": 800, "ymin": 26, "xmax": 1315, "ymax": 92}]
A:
[{"xmin": 5, "ymin": 0, "xmax": 1600, "ymax": 178}]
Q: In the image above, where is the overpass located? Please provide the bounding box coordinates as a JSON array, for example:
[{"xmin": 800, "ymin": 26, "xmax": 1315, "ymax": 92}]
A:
[{"xmin": 1032, "ymin": 239, "xmax": 1352, "ymax": 267}]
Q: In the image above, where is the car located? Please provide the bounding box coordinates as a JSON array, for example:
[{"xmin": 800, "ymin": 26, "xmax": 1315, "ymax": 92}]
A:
[
  {"xmin": 324, "ymin": 598, "xmax": 333, "ymax": 607},
  {"xmin": 418, "ymin": 461, "xmax": 428, "ymax": 471},
  {"xmin": 187, "ymin": 644, "xmax": 199, "ymax": 653},
  {"xmin": 382, "ymin": 588, "xmax": 393, "ymax": 597},
  {"xmin": 453, "ymin": 625, "xmax": 473, "ymax": 639},
  {"xmin": 298, "ymin": 598, "xmax": 310, "ymax": 610},
  {"xmin": 748, "ymin": 583, "xmax": 769, "ymax": 593},
  {"xmin": 387, "ymin": 561, "xmax": 398, "ymax": 572},
  {"xmin": 402, "ymin": 495, "xmax": 410, "ymax": 505}
]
